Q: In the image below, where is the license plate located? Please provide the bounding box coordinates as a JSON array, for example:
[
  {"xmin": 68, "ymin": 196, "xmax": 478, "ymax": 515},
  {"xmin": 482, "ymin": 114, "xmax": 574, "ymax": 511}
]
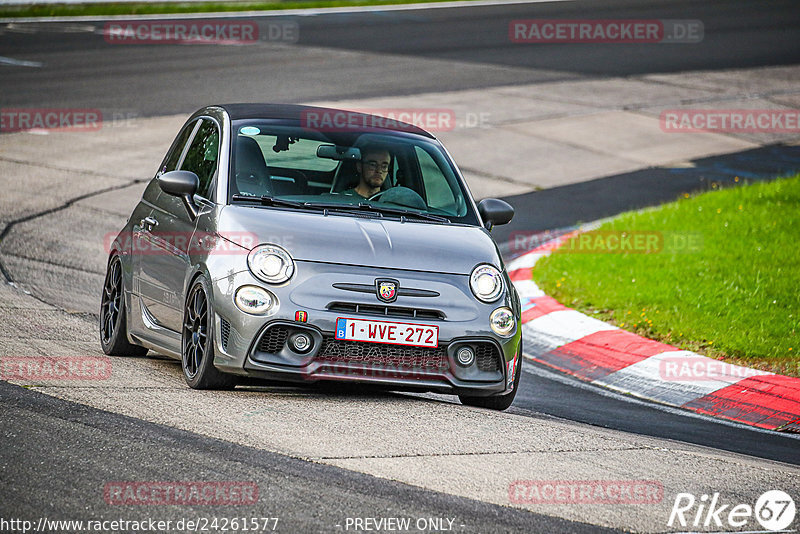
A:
[{"xmin": 335, "ymin": 318, "xmax": 438, "ymax": 348}]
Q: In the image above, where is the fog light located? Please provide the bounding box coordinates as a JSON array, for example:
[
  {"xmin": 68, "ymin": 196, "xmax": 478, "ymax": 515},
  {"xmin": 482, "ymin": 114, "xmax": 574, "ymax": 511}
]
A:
[
  {"xmin": 289, "ymin": 332, "xmax": 312, "ymax": 353},
  {"xmin": 234, "ymin": 286, "xmax": 274, "ymax": 315},
  {"xmin": 490, "ymin": 307, "xmax": 515, "ymax": 336},
  {"xmin": 456, "ymin": 346, "xmax": 475, "ymax": 367}
]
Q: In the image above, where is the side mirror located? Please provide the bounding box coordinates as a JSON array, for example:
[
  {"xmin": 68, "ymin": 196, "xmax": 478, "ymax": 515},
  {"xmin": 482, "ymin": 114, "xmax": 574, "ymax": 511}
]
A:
[
  {"xmin": 159, "ymin": 170, "xmax": 200, "ymax": 220},
  {"xmin": 477, "ymin": 198, "xmax": 514, "ymax": 231}
]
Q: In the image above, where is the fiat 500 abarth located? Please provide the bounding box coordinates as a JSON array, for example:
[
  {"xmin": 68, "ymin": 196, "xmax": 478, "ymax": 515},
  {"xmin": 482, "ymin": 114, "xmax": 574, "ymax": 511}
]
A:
[{"xmin": 100, "ymin": 104, "xmax": 522, "ymax": 410}]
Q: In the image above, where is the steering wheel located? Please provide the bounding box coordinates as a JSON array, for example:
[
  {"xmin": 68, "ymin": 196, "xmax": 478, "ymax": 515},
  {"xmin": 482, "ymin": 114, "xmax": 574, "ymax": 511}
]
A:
[{"xmin": 368, "ymin": 187, "xmax": 427, "ymax": 210}]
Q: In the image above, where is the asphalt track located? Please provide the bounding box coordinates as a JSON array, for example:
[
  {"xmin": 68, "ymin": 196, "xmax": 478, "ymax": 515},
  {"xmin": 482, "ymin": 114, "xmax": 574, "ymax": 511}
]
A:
[
  {"xmin": 0, "ymin": 0, "xmax": 799, "ymax": 115},
  {"xmin": 2, "ymin": 0, "xmax": 800, "ymax": 531},
  {"xmin": 1, "ymin": 380, "xmax": 607, "ymax": 533}
]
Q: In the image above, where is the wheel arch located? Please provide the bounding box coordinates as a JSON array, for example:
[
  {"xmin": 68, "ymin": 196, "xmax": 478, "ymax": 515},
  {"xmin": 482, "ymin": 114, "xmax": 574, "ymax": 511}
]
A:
[
  {"xmin": 184, "ymin": 262, "xmax": 213, "ymax": 299},
  {"xmin": 105, "ymin": 251, "xmax": 135, "ymax": 342}
]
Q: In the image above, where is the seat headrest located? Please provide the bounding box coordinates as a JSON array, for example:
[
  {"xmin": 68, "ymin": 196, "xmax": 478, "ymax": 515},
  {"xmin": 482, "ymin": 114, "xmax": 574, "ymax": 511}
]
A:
[{"xmin": 235, "ymin": 136, "xmax": 270, "ymax": 180}]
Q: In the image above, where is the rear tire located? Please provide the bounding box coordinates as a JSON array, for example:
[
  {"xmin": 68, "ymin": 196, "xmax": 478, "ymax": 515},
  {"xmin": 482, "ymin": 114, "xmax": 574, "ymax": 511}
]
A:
[
  {"xmin": 182, "ymin": 275, "xmax": 236, "ymax": 390},
  {"xmin": 100, "ymin": 255, "xmax": 148, "ymax": 357},
  {"xmin": 459, "ymin": 342, "xmax": 522, "ymax": 411}
]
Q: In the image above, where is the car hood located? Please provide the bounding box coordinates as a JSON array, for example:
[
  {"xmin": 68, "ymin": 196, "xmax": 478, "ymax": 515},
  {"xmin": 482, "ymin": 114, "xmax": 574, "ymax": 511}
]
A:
[{"xmin": 217, "ymin": 205, "xmax": 502, "ymax": 275}]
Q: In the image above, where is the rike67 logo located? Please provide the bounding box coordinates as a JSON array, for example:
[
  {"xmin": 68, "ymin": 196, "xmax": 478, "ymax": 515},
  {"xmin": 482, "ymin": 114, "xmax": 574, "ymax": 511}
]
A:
[{"xmin": 668, "ymin": 490, "xmax": 796, "ymax": 531}]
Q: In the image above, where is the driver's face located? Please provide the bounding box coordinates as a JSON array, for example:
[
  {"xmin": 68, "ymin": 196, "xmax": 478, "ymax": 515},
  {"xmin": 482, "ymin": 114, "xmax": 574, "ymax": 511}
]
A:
[{"xmin": 358, "ymin": 150, "xmax": 391, "ymax": 189}]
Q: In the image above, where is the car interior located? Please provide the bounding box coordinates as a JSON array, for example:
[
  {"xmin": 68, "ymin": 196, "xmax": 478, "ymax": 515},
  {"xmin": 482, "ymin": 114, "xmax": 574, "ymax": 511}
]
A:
[
  {"xmin": 230, "ymin": 131, "xmax": 466, "ymax": 217},
  {"xmin": 234, "ymin": 135, "xmax": 409, "ymax": 198}
]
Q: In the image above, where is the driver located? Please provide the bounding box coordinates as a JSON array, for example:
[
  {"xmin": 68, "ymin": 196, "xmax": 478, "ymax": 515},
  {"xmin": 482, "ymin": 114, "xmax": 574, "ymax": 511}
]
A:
[{"xmin": 343, "ymin": 145, "xmax": 391, "ymax": 199}]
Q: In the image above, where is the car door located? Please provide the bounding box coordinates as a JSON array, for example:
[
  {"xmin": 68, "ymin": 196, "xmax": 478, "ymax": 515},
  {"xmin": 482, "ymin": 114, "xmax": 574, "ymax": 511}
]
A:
[
  {"xmin": 138, "ymin": 118, "xmax": 220, "ymax": 333},
  {"xmin": 131, "ymin": 119, "xmax": 198, "ymax": 336}
]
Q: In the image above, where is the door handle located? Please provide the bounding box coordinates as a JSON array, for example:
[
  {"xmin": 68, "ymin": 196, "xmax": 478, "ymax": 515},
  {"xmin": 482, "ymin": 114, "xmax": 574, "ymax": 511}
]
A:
[{"xmin": 141, "ymin": 217, "xmax": 158, "ymax": 230}]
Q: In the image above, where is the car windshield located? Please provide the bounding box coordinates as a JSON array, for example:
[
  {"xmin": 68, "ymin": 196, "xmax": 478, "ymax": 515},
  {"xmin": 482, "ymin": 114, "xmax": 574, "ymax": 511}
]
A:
[{"xmin": 228, "ymin": 120, "xmax": 479, "ymax": 225}]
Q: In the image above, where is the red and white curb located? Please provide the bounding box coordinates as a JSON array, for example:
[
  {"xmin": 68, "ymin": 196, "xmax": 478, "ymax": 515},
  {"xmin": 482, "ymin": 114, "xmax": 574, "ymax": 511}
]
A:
[{"xmin": 507, "ymin": 233, "xmax": 800, "ymax": 432}]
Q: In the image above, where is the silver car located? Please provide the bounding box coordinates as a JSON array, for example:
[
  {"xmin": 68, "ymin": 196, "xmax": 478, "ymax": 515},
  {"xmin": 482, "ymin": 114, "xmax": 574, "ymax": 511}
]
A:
[{"xmin": 100, "ymin": 104, "xmax": 522, "ymax": 410}]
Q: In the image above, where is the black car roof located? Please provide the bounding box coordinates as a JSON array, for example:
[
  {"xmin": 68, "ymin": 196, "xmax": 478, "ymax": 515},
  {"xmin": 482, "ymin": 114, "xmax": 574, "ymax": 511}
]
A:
[{"xmin": 216, "ymin": 103, "xmax": 436, "ymax": 139}]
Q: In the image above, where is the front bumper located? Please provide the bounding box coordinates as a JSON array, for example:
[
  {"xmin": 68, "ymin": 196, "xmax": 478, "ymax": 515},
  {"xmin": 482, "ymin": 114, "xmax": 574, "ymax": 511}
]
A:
[{"xmin": 209, "ymin": 261, "xmax": 521, "ymax": 396}]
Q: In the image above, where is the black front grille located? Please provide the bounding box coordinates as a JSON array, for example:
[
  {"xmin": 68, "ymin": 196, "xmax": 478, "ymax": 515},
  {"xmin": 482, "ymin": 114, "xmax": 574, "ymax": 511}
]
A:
[
  {"xmin": 220, "ymin": 318, "xmax": 231, "ymax": 350},
  {"xmin": 327, "ymin": 302, "xmax": 444, "ymax": 320},
  {"xmin": 258, "ymin": 326, "xmax": 289, "ymax": 353},
  {"xmin": 474, "ymin": 342, "xmax": 502, "ymax": 372},
  {"xmin": 316, "ymin": 337, "xmax": 448, "ymax": 372}
]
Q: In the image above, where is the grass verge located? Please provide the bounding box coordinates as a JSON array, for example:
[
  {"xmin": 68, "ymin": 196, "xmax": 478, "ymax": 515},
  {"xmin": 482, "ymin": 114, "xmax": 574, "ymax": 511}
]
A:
[
  {"xmin": 534, "ymin": 175, "xmax": 800, "ymax": 376},
  {"xmin": 0, "ymin": 0, "xmax": 464, "ymax": 18}
]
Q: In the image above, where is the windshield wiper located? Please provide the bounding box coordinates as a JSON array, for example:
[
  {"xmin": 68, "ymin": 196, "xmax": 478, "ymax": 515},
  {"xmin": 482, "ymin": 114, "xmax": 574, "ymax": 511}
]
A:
[
  {"xmin": 304, "ymin": 202, "xmax": 449, "ymax": 223},
  {"xmin": 231, "ymin": 194, "xmax": 307, "ymax": 209},
  {"xmin": 301, "ymin": 201, "xmax": 388, "ymax": 218},
  {"xmin": 232, "ymin": 195, "xmax": 381, "ymax": 217},
  {"xmin": 232, "ymin": 196, "xmax": 449, "ymax": 223},
  {"xmin": 301, "ymin": 201, "xmax": 377, "ymax": 212}
]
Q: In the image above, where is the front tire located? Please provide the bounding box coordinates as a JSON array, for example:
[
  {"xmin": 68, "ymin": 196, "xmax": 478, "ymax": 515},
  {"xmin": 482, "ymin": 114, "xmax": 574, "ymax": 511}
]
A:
[
  {"xmin": 459, "ymin": 342, "xmax": 522, "ymax": 411},
  {"xmin": 100, "ymin": 255, "xmax": 148, "ymax": 357},
  {"xmin": 182, "ymin": 275, "xmax": 235, "ymax": 390}
]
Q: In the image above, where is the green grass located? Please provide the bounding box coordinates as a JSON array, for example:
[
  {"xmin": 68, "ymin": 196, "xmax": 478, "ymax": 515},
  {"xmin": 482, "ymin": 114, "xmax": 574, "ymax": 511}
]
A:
[
  {"xmin": 534, "ymin": 175, "xmax": 800, "ymax": 375},
  {"xmin": 0, "ymin": 0, "xmax": 466, "ymax": 18}
]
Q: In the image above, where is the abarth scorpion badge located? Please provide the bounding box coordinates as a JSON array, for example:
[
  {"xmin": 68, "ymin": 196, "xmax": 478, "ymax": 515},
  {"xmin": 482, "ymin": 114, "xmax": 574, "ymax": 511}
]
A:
[{"xmin": 376, "ymin": 279, "xmax": 398, "ymax": 303}]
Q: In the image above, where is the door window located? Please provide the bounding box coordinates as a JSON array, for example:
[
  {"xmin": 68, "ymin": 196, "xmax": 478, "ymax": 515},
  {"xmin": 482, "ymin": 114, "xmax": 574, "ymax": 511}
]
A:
[
  {"xmin": 161, "ymin": 120, "xmax": 198, "ymax": 174},
  {"xmin": 180, "ymin": 119, "xmax": 220, "ymax": 200}
]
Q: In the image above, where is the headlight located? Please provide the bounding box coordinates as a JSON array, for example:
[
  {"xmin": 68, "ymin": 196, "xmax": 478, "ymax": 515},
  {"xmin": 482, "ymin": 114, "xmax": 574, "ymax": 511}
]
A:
[
  {"xmin": 470, "ymin": 264, "xmax": 503, "ymax": 302},
  {"xmin": 248, "ymin": 244, "xmax": 294, "ymax": 284},
  {"xmin": 490, "ymin": 307, "xmax": 515, "ymax": 336},
  {"xmin": 235, "ymin": 285, "xmax": 275, "ymax": 315}
]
